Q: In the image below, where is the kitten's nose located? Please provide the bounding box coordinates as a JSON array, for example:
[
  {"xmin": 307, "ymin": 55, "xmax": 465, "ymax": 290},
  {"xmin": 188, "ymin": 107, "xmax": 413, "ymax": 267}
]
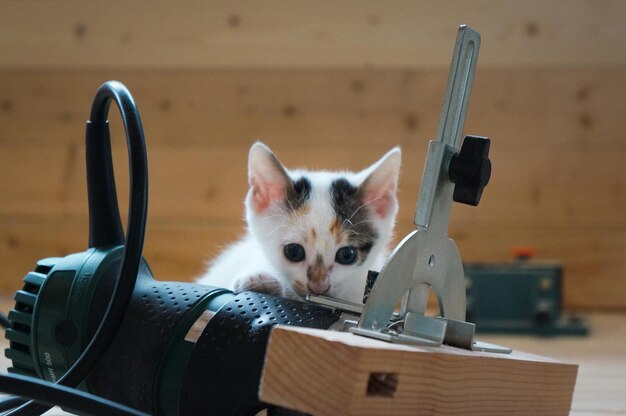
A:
[{"xmin": 307, "ymin": 281, "xmax": 330, "ymax": 295}]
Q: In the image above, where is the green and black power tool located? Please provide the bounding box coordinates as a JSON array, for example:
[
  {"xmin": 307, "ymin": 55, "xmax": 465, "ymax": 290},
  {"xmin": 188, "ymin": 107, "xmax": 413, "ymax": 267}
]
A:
[{"xmin": 3, "ymin": 81, "xmax": 339, "ymax": 416}]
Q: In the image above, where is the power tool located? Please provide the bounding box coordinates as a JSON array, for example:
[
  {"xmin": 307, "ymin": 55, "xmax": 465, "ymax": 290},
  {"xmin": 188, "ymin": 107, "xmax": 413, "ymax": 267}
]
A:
[{"xmin": 3, "ymin": 80, "xmax": 340, "ymax": 416}]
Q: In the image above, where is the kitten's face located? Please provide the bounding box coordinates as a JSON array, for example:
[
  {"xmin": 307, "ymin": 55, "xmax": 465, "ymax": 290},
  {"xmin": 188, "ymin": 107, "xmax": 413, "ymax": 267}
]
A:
[{"xmin": 246, "ymin": 143, "xmax": 401, "ymax": 303}]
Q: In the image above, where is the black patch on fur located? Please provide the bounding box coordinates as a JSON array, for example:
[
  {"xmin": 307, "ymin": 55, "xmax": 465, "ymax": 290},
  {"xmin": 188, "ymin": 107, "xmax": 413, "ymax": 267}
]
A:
[
  {"xmin": 357, "ymin": 241, "xmax": 374, "ymax": 265},
  {"xmin": 359, "ymin": 241, "xmax": 373, "ymax": 253},
  {"xmin": 285, "ymin": 176, "xmax": 312, "ymax": 211},
  {"xmin": 331, "ymin": 178, "xmax": 379, "ymax": 262},
  {"xmin": 331, "ymin": 179, "xmax": 359, "ymax": 220}
]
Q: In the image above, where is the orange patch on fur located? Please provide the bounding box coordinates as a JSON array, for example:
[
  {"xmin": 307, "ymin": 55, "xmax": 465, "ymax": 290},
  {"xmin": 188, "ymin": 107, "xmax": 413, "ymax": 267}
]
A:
[
  {"xmin": 307, "ymin": 264, "xmax": 326, "ymax": 284},
  {"xmin": 293, "ymin": 281, "xmax": 306, "ymax": 296},
  {"xmin": 330, "ymin": 218, "xmax": 342, "ymax": 241}
]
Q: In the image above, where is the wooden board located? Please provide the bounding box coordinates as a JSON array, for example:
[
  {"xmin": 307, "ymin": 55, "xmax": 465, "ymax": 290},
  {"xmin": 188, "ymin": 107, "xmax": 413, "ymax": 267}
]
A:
[
  {"xmin": 260, "ymin": 326, "xmax": 578, "ymax": 415},
  {"xmin": 1, "ymin": 69, "xmax": 624, "ymax": 150},
  {"xmin": 1, "ymin": 1, "xmax": 625, "ymax": 68},
  {"xmin": 3, "ymin": 142, "xmax": 626, "ymax": 225}
]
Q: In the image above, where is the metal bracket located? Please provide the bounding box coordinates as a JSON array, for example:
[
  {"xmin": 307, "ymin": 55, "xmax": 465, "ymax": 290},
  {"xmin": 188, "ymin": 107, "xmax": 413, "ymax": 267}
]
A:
[{"xmin": 350, "ymin": 25, "xmax": 510, "ymax": 354}]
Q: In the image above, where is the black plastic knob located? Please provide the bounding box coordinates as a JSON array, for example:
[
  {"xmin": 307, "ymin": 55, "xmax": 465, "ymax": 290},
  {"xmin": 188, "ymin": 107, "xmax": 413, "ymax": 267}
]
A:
[{"xmin": 448, "ymin": 135, "xmax": 491, "ymax": 206}]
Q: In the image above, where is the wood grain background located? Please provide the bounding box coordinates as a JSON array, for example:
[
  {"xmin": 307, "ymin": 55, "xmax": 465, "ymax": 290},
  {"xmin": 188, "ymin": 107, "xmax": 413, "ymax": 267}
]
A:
[{"xmin": 1, "ymin": 1, "xmax": 625, "ymax": 309}]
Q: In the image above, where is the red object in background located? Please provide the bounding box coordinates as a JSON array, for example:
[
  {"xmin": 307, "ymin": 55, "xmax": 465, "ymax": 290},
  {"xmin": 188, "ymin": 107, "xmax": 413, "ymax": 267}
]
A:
[{"xmin": 511, "ymin": 246, "xmax": 536, "ymax": 260}]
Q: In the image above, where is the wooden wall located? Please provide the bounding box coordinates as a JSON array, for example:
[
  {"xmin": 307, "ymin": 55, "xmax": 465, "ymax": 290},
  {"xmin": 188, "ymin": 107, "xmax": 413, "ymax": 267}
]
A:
[{"xmin": 1, "ymin": 1, "xmax": 625, "ymax": 309}]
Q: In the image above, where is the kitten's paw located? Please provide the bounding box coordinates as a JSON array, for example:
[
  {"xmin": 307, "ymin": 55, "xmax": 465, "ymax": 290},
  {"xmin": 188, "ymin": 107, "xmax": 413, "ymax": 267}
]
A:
[{"xmin": 233, "ymin": 273, "xmax": 285, "ymax": 296}]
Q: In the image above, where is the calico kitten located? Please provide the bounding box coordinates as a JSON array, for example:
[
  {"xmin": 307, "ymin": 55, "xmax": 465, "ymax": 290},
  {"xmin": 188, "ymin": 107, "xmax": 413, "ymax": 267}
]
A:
[{"xmin": 197, "ymin": 142, "xmax": 401, "ymax": 304}]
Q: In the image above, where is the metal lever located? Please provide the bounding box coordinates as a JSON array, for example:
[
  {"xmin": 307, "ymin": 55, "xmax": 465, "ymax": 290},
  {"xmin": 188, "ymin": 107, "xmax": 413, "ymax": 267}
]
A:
[
  {"xmin": 351, "ymin": 25, "xmax": 509, "ymax": 354},
  {"xmin": 414, "ymin": 24, "xmax": 480, "ymax": 232}
]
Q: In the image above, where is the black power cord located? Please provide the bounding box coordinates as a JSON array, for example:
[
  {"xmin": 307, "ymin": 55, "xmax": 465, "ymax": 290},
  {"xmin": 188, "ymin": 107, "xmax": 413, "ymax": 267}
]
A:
[
  {"xmin": 0, "ymin": 373, "xmax": 149, "ymax": 416},
  {"xmin": 2, "ymin": 81, "xmax": 149, "ymax": 416},
  {"xmin": 0, "ymin": 397, "xmax": 25, "ymax": 413}
]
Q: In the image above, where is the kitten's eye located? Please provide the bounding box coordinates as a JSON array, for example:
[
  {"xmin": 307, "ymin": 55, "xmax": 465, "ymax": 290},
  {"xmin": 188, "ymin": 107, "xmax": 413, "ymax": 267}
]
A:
[
  {"xmin": 335, "ymin": 246, "xmax": 358, "ymax": 265},
  {"xmin": 284, "ymin": 243, "xmax": 306, "ymax": 262}
]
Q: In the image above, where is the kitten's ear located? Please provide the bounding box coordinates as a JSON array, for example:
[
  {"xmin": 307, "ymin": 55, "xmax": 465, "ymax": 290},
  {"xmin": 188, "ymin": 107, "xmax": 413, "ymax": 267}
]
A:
[
  {"xmin": 360, "ymin": 147, "xmax": 401, "ymax": 218},
  {"xmin": 248, "ymin": 142, "xmax": 291, "ymax": 214}
]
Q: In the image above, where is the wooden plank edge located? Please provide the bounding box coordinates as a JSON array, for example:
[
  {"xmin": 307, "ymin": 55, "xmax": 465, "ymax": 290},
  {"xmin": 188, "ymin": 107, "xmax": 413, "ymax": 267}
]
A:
[{"xmin": 259, "ymin": 326, "xmax": 578, "ymax": 416}]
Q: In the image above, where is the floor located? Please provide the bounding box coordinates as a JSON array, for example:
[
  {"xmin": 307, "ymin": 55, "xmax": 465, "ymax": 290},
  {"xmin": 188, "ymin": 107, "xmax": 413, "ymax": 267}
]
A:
[
  {"xmin": 480, "ymin": 313, "xmax": 626, "ymax": 415},
  {"xmin": 0, "ymin": 304, "xmax": 624, "ymax": 415}
]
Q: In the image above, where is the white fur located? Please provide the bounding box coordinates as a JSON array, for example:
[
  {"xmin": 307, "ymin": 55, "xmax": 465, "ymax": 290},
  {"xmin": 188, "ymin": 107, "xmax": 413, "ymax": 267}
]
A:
[{"xmin": 198, "ymin": 142, "xmax": 401, "ymax": 304}]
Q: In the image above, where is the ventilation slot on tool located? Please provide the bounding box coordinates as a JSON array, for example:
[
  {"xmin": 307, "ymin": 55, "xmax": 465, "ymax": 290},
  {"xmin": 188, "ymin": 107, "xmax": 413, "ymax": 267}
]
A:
[{"xmin": 4, "ymin": 260, "xmax": 53, "ymax": 378}]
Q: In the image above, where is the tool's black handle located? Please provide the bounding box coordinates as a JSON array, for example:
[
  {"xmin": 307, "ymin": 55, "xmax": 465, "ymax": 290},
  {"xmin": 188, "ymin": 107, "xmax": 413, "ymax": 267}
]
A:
[
  {"xmin": 86, "ymin": 120, "xmax": 124, "ymax": 247},
  {"xmin": 86, "ymin": 80, "xmax": 148, "ymax": 250}
]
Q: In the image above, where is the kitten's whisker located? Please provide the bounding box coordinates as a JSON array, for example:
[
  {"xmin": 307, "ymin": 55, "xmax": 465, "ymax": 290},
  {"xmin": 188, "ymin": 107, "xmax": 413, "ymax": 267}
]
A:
[
  {"xmin": 342, "ymin": 228, "xmax": 360, "ymax": 236},
  {"xmin": 347, "ymin": 219, "xmax": 376, "ymax": 228},
  {"xmin": 261, "ymin": 213, "xmax": 290, "ymax": 222},
  {"xmin": 342, "ymin": 220, "xmax": 376, "ymax": 241},
  {"xmin": 285, "ymin": 196, "xmax": 299, "ymax": 214},
  {"xmin": 267, "ymin": 224, "xmax": 286, "ymax": 236},
  {"xmin": 347, "ymin": 197, "xmax": 382, "ymax": 222}
]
